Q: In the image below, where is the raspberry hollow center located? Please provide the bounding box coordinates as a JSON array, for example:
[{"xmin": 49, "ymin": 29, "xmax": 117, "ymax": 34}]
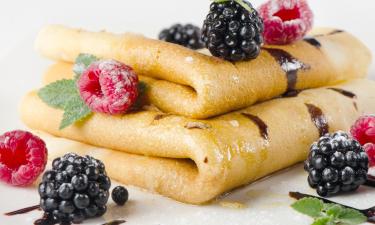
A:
[
  {"xmin": 0, "ymin": 145, "xmax": 27, "ymax": 170},
  {"xmin": 273, "ymin": 7, "xmax": 300, "ymax": 21}
]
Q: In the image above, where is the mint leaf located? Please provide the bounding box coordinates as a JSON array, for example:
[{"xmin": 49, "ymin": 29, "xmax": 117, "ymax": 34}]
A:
[
  {"xmin": 38, "ymin": 79, "xmax": 78, "ymax": 109},
  {"xmin": 38, "ymin": 77, "xmax": 93, "ymax": 129},
  {"xmin": 311, "ymin": 217, "xmax": 334, "ymax": 225},
  {"xmin": 324, "ymin": 204, "xmax": 344, "ymax": 217},
  {"xmin": 73, "ymin": 53, "xmax": 99, "ymax": 80},
  {"xmin": 59, "ymin": 95, "xmax": 92, "ymax": 129},
  {"xmin": 337, "ymin": 208, "xmax": 367, "ymax": 225},
  {"xmin": 292, "ymin": 197, "xmax": 324, "ymax": 218}
]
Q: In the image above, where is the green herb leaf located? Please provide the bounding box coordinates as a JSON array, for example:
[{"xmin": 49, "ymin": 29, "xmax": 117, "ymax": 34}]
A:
[
  {"xmin": 324, "ymin": 204, "xmax": 344, "ymax": 217},
  {"xmin": 311, "ymin": 217, "xmax": 334, "ymax": 225},
  {"xmin": 38, "ymin": 77, "xmax": 93, "ymax": 129},
  {"xmin": 38, "ymin": 79, "xmax": 78, "ymax": 109},
  {"xmin": 73, "ymin": 53, "xmax": 99, "ymax": 80},
  {"xmin": 292, "ymin": 197, "xmax": 324, "ymax": 218},
  {"xmin": 60, "ymin": 96, "xmax": 92, "ymax": 129},
  {"xmin": 337, "ymin": 208, "xmax": 367, "ymax": 225}
]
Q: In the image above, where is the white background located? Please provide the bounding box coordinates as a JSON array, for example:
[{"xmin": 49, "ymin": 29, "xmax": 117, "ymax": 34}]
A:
[
  {"xmin": 0, "ymin": 0, "xmax": 375, "ymax": 132},
  {"xmin": 0, "ymin": 1, "xmax": 375, "ymax": 225}
]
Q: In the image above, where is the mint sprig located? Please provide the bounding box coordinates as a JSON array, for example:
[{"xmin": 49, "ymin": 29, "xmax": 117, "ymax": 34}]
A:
[
  {"xmin": 292, "ymin": 197, "xmax": 367, "ymax": 225},
  {"xmin": 213, "ymin": 0, "xmax": 254, "ymax": 13},
  {"xmin": 73, "ymin": 53, "xmax": 99, "ymax": 80},
  {"xmin": 38, "ymin": 54, "xmax": 99, "ymax": 129},
  {"xmin": 38, "ymin": 79, "xmax": 92, "ymax": 129}
]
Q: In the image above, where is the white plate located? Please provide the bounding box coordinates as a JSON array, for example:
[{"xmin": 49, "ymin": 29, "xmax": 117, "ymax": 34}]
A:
[{"xmin": 0, "ymin": 34, "xmax": 375, "ymax": 225}]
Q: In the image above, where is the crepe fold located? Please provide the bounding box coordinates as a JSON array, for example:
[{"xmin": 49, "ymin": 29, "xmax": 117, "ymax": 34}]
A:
[
  {"xmin": 20, "ymin": 79, "xmax": 375, "ymax": 204},
  {"xmin": 35, "ymin": 25, "xmax": 371, "ymax": 119}
]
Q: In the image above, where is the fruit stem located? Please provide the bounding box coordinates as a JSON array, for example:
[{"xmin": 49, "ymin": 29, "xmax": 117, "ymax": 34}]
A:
[{"xmin": 212, "ymin": 0, "xmax": 254, "ymax": 13}]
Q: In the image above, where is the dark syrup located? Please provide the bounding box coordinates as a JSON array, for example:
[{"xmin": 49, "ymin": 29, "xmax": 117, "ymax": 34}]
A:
[
  {"xmin": 4, "ymin": 204, "xmax": 40, "ymax": 216},
  {"xmin": 263, "ymin": 47, "xmax": 310, "ymax": 93},
  {"xmin": 328, "ymin": 88, "xmax": 357, "ymax": 98},
  {"xmin": 289, "ymin": 192, "xmax": 375, "ymax": 223},
  {"xmin": 102, "ymin": 219, "xmax": 126, "ymax": 225},
  {"xmin": 305, "ymin": 103, "xmax": 329, "ymax": 137},
  {"xmin": 365, "ymin": 175, "xmax": 375, "ymax": 187},
  {"xmin": 241, "ymin": 113, "xmax": 268, "ymax": 140},
  {"xmin": 304, "ymin": 37, "xmax": 322, "ymax": 48},
  {"xmin": 282, "ymin": 89, "xmax": 302, "ymax": 98},
  {"xmin": 314, "ymin": 29, "xmax": 344, "ymax": 37}
]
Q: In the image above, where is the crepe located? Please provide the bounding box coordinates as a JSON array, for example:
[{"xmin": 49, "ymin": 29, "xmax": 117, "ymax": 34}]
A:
[
  {"xmin": 20, "ymin": 79, "xmax": 375, "ymax": 204},
  {"xmin": 35, "ymin": 25, "xmax": 371, "ymax": 118}
]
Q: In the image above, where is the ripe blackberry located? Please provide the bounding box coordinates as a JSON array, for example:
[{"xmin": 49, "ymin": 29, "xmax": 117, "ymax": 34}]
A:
[
  {"xmin": 38, "ymin": 153, "xmax": 111, "ymax": 224},
  {"xmin": 112, "ymin": 186, "xmax": 129, "ymax": 206},
  {"xmin": 304, "ymin": 131, "xmax": 369, "ymax": 197},
  {"xmin": 158, "ymin": 24, "xmax": 204, "ymax": 50},
  {"xmin": 201, "ymin": 0, "xmax": 264, "ymax": 62}
]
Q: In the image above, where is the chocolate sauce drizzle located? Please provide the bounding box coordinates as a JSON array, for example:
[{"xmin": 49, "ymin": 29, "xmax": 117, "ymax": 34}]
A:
[
  {"xmin": 305, "ymin": 103, "xmax": 329, "ymax": 137},
  {"xmin": 4, "ymin": 204, "xmax": 40, "ymax": 216},
  {"xmin": 328, "ymin": 88, "xmax": 358, "ymax": 111},
  {"xmin": 241, "ymin": 113, "xmax": 268, "ymax": 140},
  {"xmin": 282, "ymin": 89, "xmax": 302, "ymax": 98},
  {"xmin": 365, "ymin": 175, "xmax": 375, "ymax": 187},
  {"xmin": 314, "ymin": 29, "xmax": 344, "ymax": 37},
  {"xmin": 102, "ymin": 219, "xmax": 126, "ymax": 225},
  {"xmin": 304, "ymin": 37, "xmax": 322, "ymax": 48},
  {"xmin": 289, "ymin": 192, "xmax": 375, "ymax": 223},
  {"xmin": 328, "ymin": 88, "xmax": 357, "ymax": 98},
  {"xmin": 263, "ymin": 47, "xmax": 311, "ymax": 93}
]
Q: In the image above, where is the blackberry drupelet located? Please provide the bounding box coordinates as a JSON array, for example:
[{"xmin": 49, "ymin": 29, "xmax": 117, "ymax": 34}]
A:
[
  {"xmin": 112, "ymin": 186, "xmax": 129, "ymax": 206},
  {"xmin": 201, "ymin": 0, "xmax": 264, "ymax": 62},
  {"xmin": 304, "ymin": 131, "xmax": 369, "ymax": 197},
  {"xmin": 38, "ymin": 153, "xmax": 111, "ymax": 224},
  {"xmin": 158, "ymin": 24, "xmax": 205, "ymax": 50}
]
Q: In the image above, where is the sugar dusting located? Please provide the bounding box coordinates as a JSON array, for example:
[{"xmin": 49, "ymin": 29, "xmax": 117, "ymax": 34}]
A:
[
  {"xmin": 229, "ymin": 120, "xmax": 239, "ymax": 127},
  {"xmin": 185, "ymin": 56, "xmax": 194, "ymax": 63}
]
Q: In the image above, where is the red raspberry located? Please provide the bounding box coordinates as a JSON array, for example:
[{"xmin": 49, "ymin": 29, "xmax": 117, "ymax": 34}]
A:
[
  {"xmin": 258, "ymin": 0, "xmax": 314, "ymax": 45},
  {"xmin": 0, "ymin": 130, "xmax": 48, "ymax": 186},
  {"xmin": 364, "ymin": 143, "xmax": 375, "ymax": 167},
  {"xmin": 78, "ymin": 59, "xmax": 139, "ymax": 115},
  {"xmin": 350, "ymin": 115, "xmax": 375, "ymax": 146}
]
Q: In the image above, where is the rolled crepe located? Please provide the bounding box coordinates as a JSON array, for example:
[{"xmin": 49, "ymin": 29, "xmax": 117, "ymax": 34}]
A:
[
  {"xmin": 35, "ymin": 25, "xmax": 371, "ymax": 118},
  {"xmin": 20, "ymin": 79, "xmax": 375, "ymax": 204}
]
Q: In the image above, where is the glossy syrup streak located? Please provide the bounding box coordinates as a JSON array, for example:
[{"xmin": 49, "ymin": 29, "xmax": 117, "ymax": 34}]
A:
[
  {"xmin": 289, "ymin": 192, "xmax": 375, "ymax": 223},
  {"xmin": 366, "ymin": 175, "xmax": 375, "ymax": 187},
  {"xmin": 102, "ymin": 219, "xmax": 127, "ymax": 225},
  {"xmin": 305, "ymin": 103, "xmax": 329, "ymax": 137},
  {"xmin": 241, "ymin": 113, "xmax": 268, "ymax": 140},
  {"xmin": 4, "ymin": 204, "xmax": 40, "ymax": 216},
  {"xmin": 304, "ymin": 37, "xmax": 322, "ymax": 48},
  {"xmin": 263, "ymin": 47, "xmax": 311, "ymax": 93},
  {"xmin": 328, "ymin": 88, "xmax": 357, "ymax": 98},
  {"xmin": 314, "ymin": 29, "xmax": 344, "ymax": 37}
]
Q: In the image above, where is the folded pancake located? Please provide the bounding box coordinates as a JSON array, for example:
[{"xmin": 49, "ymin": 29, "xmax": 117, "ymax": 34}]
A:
[
  {"xmin": 35, "ymin": 25, "xmax": 371, "ymax": 118},
  {"xmin": 20, "ymin": 79, "xmax": 375, "ymax": 204}
]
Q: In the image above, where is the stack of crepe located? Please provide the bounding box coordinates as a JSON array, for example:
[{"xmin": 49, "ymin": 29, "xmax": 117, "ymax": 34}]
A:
[{"xmin": 20, "ymin": 25, "xmax": 375, "ymax": 204}]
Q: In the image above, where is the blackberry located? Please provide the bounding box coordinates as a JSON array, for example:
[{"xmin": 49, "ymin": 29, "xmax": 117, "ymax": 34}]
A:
[
  {"xmin": 201, "ymin": 0, "xmax": 264, "ymax": 62},
  {"xmin": 304, "ymin": 131, "xmax": 369, "ymax": 197},
  {"xmin": 112, "ymin": 186, "xmax": 129, "ymax": 206},
  {"xmin": 38, "ymin": 153, "xmax": 111, "ymax": 225},
  {"xmin": 158, "ymin": 24, "xmax": 204, "ymax": 50}
]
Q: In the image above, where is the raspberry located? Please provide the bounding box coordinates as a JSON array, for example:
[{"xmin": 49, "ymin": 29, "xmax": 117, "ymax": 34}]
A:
[
  {"xmin": 258, "ymin": 0, "xmax": 313, "ymax": 45},
  {"xmin": 0, "ymin": 130, "xmax": 48, "ymax": 186},
  {"xmin": 78, "ymin": 59, "xmax": 139, "ymax": 115},
  {"xmin": 350, "ymin": 115, "xmax": 375, "ymax": 146},
  {"xmin": 364, "ymin": 143, "xmax": 375, "ymax": 167}
]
